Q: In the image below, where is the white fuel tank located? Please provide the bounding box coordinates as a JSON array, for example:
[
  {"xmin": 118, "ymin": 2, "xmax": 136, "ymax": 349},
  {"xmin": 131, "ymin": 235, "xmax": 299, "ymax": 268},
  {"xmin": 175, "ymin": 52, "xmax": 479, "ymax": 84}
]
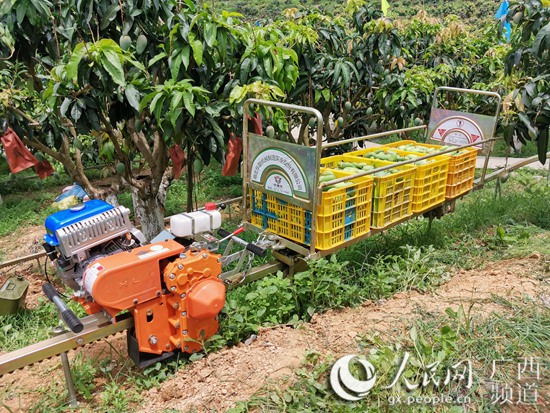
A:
[{"xmin": 170, "ymin": 203, "xmax": 221, "ymax": 237}]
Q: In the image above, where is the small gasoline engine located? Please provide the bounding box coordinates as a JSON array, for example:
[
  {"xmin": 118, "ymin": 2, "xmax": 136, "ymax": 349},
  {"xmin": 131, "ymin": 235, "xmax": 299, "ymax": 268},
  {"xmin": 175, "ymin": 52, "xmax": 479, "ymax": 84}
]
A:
[{"xmin": 42, "ymin": 200, "xmax": 227, "ymax": 365}]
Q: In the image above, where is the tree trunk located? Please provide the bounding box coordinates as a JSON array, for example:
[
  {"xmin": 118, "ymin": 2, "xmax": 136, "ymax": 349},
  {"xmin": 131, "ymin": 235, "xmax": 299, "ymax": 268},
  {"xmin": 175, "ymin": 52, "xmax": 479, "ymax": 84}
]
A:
[
  {"xmin": 130, "ymin": 186, "xmax": 165, "ymax": 241},
  {"xmin": 130, "ymin": 169, "xmax": 171, "ymax": 240}
]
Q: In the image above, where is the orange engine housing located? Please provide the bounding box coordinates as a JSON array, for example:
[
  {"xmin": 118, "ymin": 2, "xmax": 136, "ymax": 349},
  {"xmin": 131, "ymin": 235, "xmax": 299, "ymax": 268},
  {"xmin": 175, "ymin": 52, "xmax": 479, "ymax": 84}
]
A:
[{"xmin": 82, "ymin": 239, "xmax": 225, "ymax": 356}]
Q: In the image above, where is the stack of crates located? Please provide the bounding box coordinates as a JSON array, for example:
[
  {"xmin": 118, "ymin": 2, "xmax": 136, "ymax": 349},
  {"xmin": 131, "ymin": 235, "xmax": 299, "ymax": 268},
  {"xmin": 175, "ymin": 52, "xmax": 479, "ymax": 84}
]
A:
[
  {"xmin": 319, "ymin": 155, "xmax": 416, "ymax": 228},
  {"xmin": 250, "ymin": 169, "xmax": 373, "ymax": 250},
  {"xmin": 384, "ymin": 140, "xmax": 478, "ymax": 199},
  {"xmin": 348, "ymin": 147, "xmax": 450, "ymax": 213},
  {"xmin": 250, "ymin": 139, "xmax": 477, "ymax": 250}
]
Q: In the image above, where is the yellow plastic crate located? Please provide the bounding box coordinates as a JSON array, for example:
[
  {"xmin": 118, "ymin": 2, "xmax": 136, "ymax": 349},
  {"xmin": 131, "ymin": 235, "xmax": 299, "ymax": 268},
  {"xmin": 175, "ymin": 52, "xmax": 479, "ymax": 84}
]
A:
[
  {"xmin": 348, "ymin": 147, "xmax": 450, "ymax": 213},
  {"xmin": 319, "ymin": 155, "xmax": 416, "ymax": 229},
  {"xmin": 249, "ymin": 169, "xmax": 373, "ymax": 250},
  {"xmin": 384, "ymin": 140, "xmax": 478, "ymax": 199}
]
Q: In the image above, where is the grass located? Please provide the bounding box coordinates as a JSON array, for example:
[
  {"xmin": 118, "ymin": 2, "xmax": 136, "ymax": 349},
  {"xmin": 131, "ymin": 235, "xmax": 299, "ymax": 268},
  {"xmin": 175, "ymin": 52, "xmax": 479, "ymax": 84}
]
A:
[
  {"xmin": 0, "ymin": 192, "xmax": 57, "ymax": 237},
  {"xmin": 340, "ymin": 170, "xmax": 549, "ymax": 264},
  {"xmin": 0, "ymin": 165, "xmax": 103, "ymax": 196},
  {"xmin": 230, "ymin": 296, "xmax": 549, "ymax": 412},
  {"xmin": 490, "ymin": 138, "xmax": 539, "ymax": 158},
  {"xmin": 0, "ymin": 298, "xmax": 86, "ymax": 352}
]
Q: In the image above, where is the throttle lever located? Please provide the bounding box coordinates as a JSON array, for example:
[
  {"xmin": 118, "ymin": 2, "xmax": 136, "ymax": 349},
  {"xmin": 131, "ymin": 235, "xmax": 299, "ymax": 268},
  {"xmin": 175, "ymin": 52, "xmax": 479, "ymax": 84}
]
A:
[{"xmin": 217, "ymin": 228, "xmax": 268, "ymax": 257}]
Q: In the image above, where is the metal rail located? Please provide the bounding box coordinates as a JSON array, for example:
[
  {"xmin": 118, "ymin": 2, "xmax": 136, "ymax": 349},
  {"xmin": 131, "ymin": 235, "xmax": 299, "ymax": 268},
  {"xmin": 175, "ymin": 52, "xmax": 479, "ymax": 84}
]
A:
[
  {"xmin": 433, "ymin": 86, "xmax": 502, "ymax": 107},
  {"xmin": 0, "ymin": 312, "xmax": 133, "ymax": 375},
  {"xmin": 476, "ymin": 152, "xmax": 550, "ymax": 186}
]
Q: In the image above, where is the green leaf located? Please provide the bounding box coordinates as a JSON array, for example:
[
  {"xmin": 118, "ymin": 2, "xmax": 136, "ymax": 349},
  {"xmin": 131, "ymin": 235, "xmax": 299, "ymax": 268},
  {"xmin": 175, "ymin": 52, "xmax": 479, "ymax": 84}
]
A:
[
  {"xmin": 206, "ymin": 116, "xmax": 226, "ymax": 144},
  {"xmin": 209, "ymin": 136, "xmax": 218, "ymax": 153},
  {"xmin": 66, "ymin": 43, "xmax": 88, "ymax": 83},
  {"xmin": 97, "ymin": 38, "xmax": 123, "ymax": 52},
  {"xmin": 409, "ymin": 326, "xmax": 417, "ymax": 342},
  {"xmin": 139, "ymin": 91, "xmax": 157, "ymax": 112},
  {"xmin": 264, "ymin": 57, "xmax": 273, "ymax": 77},
  {"xmin": 286, "ymin": 49, "xmax": 298, "ymax": 64},
  {"xmin": 100, "ymin": 48, "xmax": 125, "ymax": 86},
  {"xmin": 532, "ymin": 23, "xmax": 550, "ymax": 59},
  {"xmin": 170, "ymin": 50, "xmax": 183, "ymax": 81},
  {"xmin": 122, "ymin": 54, "xmax": 147, "ymax": 72},
  {"xmin": 183, "ymin": 91, "xmax": 195, "ymax": 117},
  {"xmin": 148, "ymin": 52, "xmax": 168, "ymax": 67},
  {"xmin": 169, "ymin": 91, "xmax": 184, "ymax": 128},
  {"xmin": 518, "ymin": 112, "xmax": 539, "ymax": 140},
  {"xmin": 332, "ymin": 62, "xmax": 342, "ymax": 89},
  {"xmin": 60, "ymin": 97, "xmax": 71, "ymax": 117},
  {"xmin": 257, "ymin": 44, "xmax": 270, "ymax": 58},
  {"xmin": 15, "ymin": 3, "xmax": 26, "ymax": 24},
  {"xmin": 204, "ymin": 22, "xmax": 217, "ymax": 48},
  {"xmin": 181, "ymin": 45, "xmax": 191, "ymax": 70},
  {"xmin": 150, "ymin": 92, "xmax": 165, "ymax": 120},
  {"xmin": 189, "ymin": 353, "xmax": 204, "ymax": 362},
  {"xmin": 503, "ymin": 122, "xmax": 515, "ymax": 148},
  {"xmin": 189, "ymin": 35, "xmax": 203, "ymax": 66},
  {"xmin": 70, "ymin": 103, "xmax": 82, "ymax": 121},
  {"xmin": 100, "ymin": 4, "xmax": 119, "ymax": 30},
  {"xmin": 314, "ymin": 90, "xmax": 321, "ymax": 103},
  {"xmin": 229, "ymin": 85, "xmax": 245, "ymax": 104},
  {"xmin": 341, "ymin": 63, "xmax": 351, "ymax": 89},
  {"xmin": 240, "ymin": 57, "xmax": 251, "ymax": 84},
  {"xmin": 125, "ymin": 84, "xmax": 141, "ymax": 111}
]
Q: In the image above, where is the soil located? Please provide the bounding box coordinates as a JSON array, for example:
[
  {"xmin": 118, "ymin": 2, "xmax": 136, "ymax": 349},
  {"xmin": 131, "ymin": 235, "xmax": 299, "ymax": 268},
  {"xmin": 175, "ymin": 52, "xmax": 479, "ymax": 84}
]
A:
[
  {"xmin": 0, "ymin": 225, "xmax": 49, "ymax": 309},
  {"xmin": 0, "ymin": 255, "xmax": 547, "ymax": 412}
]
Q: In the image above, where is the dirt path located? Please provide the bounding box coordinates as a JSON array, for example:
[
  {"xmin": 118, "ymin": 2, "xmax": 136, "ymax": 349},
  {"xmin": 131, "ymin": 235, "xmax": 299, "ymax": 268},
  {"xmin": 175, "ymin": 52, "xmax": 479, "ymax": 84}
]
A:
[
  {"xmin": 0, "ymin": 256, "xmax": 547, "ymax": 412},
  {"xmin": 139, "ymin": 255, "xmax": 548, "ymax": 412}
]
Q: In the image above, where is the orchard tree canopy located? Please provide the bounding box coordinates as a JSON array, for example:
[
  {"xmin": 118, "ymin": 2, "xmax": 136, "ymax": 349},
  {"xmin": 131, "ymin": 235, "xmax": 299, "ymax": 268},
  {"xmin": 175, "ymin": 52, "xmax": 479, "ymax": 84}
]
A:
[
  {"xmin": 0, "ymin": 0, "xmax": 304, "ymax": 239},
  {"xmin": 0, "ymin": 0, "xmax": 548, "ymax": 239}
]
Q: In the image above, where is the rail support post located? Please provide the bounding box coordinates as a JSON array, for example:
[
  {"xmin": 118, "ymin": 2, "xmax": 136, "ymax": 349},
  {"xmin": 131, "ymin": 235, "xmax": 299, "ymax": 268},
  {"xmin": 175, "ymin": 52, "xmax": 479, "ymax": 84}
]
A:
[{"xmin": 52, "ymin": 326, "xmax": 79, "ymax": 407}]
